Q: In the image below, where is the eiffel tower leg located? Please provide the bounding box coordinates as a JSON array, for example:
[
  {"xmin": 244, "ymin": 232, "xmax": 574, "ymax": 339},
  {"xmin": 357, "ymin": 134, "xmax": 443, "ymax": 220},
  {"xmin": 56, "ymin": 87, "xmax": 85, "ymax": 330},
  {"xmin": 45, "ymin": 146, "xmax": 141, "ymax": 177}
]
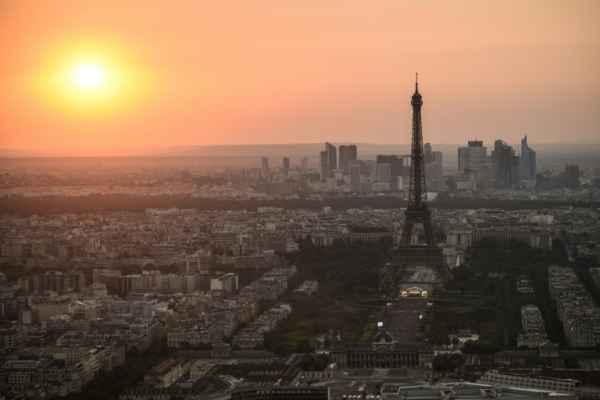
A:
[
  {"xmin": 423, "ymin": 217, "xmax": 434, "ymax": 247},
  {"xmin": 402, "ymin": 221, "xmax": 414, "ymax": 246}
]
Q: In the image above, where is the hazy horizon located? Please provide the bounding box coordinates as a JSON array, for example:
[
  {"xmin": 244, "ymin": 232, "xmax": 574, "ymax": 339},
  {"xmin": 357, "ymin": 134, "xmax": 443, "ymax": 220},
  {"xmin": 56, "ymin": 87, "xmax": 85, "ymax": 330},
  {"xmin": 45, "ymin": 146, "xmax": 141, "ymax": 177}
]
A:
[{"xmin": 2, "ymin": 141, "xmax": 599, "ymax": 162}]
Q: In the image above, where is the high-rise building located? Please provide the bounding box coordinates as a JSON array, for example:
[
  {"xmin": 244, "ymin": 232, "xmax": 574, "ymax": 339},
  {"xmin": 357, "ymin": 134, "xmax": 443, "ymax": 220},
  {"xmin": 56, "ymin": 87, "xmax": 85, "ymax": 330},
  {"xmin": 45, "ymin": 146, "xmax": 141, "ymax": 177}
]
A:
[
  {"xmin": 491, "ymin": 140, "xmax": 520, "ymax": 188},
  {"xmin": 424, "ymin": 142, "xmax": 443, "ymax": 190},
  {"xmin": 519, "ymin": 135, "xmax": 537, "ymax": 181},
  {"xmin": 376, "ymin": 154, "xmax": 405, "ymax": 190},
  {"xmin": 261, "ymin": 157, "xmax": 270, "ymax": 175},
  {"xmin": 563, "ymin": 164, "xmax": 581, "ymax": 188},
  {"xmin": 326, "ymin": 142, "xmax": 337, "ymax": 172},
  {"xmin": 282, "ymin": 157, "xmax": 290, "ymax": 177},
  {"xmin": 350, "ymin": 161, "xmax": 362, "ymax": 192},
  {"xmin": 458, "ymin": 141, "xmax": 486, "ymax": 172},
  {"xmin": 339, "ymin": 145, "xmax": 358, "ymax": 173},
  {"xmin": 320, "ymin": 142, "xmax": 337, "ymax": 180},
  {"xmin": 376, "ymin": 155, "xmax": 404, "ymax": 176},
  {"xmin": 300, "ymin": 157, "xmax": 309, "ymax": 171},
  {"xmin": 376, "ymin": 162, "xmax": 392, "ymax": 183},
  {"xmin": 319, "ymin": 151, "xmax": 328, "ymax": 180},
  {"xmin": 458, "ymin": 140, "xmax": 492, "ymax": 188}
]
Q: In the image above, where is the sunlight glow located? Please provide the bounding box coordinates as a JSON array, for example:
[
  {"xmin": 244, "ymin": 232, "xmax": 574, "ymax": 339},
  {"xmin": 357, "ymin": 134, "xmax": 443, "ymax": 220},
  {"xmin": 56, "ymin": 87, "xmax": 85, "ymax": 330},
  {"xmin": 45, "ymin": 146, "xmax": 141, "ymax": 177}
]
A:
[
  {"xmin": 35, "ymin": 41, "xmax": 154, "ymax": 116},
  {"xmin": 72, "ymin": 63, "xmax": 106, "ymax": 89}
]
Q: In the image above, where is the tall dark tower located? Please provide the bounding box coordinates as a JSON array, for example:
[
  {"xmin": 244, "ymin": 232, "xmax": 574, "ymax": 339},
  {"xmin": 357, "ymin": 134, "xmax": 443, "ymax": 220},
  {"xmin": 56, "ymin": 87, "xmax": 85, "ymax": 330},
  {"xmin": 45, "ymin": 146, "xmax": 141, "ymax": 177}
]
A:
[
  {"xmin": 401, "ymin": 74, "xmax": 434, "ymax": 246},
  {"xmin": 390, "ymin": 75, "xmax": 446, "ymax": 288}
]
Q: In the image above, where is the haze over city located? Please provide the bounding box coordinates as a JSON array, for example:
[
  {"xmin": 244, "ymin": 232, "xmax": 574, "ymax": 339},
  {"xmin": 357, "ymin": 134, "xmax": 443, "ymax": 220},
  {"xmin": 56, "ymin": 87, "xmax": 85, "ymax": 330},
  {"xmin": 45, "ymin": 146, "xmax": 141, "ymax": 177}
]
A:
[
  {"xmin": 2, "ymin": 2, "xmax": 600, "ymax": 400},
  {"xmin": 1, "ymin": 0, "xmax": 600, "ymax": 156}
]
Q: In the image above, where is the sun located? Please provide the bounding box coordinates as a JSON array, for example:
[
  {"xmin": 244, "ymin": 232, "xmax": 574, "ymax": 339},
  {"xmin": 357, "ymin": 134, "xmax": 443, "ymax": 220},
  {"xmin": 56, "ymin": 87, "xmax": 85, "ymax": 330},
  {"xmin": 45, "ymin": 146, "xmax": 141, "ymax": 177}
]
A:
[
  {"xmin": 36, "ymin": 42, "xmax": 154, "ymax": 114},
  {"xmin": 71, "ymin": 63, "xmax": 106, "ymax": 90},
  {"xmin": 58, "ymin": 59, "xmax": 116, "ymax": 107}
]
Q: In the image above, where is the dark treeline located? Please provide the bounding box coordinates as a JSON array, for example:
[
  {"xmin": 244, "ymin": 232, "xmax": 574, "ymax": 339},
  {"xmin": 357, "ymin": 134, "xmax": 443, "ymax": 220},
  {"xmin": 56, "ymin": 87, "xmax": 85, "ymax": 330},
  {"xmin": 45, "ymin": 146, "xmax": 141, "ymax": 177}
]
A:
[{"xmin": 0, "ymin": 194, "xmax": 598, "ymax": 216}]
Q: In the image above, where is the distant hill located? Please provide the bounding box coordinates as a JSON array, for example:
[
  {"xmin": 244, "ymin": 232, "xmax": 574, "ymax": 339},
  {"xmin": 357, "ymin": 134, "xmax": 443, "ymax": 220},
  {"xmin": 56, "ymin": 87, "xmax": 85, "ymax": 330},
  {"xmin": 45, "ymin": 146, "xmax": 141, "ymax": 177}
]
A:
[
  {"xmin": 0, "ymin": 148, "xmax": 43, "ymax": 158},
  {"xmin": 1, "ymin": 142, "xmax": 598, "ymax": 171}
]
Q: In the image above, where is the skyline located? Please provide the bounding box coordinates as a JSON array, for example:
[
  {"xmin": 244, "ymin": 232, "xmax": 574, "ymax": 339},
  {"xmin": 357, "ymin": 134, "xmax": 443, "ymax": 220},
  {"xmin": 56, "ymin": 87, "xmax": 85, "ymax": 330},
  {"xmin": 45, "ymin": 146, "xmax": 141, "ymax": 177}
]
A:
[
  {"xmin": 3, "ymin": 141, "xmax": 600, "ymax": 160},
  {"xmin": 1, "ymin": 0, "xmax": 599, "ymax": 156},
  {"xmin": 2, "ymin": 2, "xmax": 600, "ymax": 397}
]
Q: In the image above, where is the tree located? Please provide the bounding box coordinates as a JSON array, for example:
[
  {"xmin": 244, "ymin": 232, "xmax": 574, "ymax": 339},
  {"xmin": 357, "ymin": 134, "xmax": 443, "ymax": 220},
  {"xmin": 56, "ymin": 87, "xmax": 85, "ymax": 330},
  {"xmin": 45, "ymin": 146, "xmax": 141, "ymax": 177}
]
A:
[
  {"xmin": 462, "ymin": 340, "xmax": 498, "ymax": 354},
  {"xmin": 296, "ymin": 339, "xmax": 313, "ymax": 353}
]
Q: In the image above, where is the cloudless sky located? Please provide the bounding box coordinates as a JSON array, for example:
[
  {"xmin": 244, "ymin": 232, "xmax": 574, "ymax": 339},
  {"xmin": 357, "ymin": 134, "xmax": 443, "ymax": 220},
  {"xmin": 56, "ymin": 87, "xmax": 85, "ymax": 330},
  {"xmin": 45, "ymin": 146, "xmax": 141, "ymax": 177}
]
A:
[{"xmin": 1, "ymin": 0, "xmax": 599, "ymax": 156}]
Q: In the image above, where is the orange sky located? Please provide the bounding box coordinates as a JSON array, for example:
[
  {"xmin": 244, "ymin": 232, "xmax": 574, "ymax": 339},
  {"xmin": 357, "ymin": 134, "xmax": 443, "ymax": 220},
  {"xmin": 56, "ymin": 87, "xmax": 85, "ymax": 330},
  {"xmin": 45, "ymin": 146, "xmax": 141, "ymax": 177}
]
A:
[{"xmin": 1, "ymin": 0, "xmax": 599, "ymax": 156}]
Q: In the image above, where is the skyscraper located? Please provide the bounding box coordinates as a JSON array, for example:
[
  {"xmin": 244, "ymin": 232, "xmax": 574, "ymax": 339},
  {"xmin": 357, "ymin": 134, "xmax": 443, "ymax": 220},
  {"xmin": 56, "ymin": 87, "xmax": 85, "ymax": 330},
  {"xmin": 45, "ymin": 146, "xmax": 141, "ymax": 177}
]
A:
[
  {"xmin": 326, "ymin": 142, "xmax": 337, "ymax": 172},
  {"xmin": 261, "ymin": 157, "xmax": 270, "ymax": 177},
  {"xmin": 282, "ymin": 157, "xmax": 290, "ymax": 177},
  {"xmin": 376, "ymin": 155, "xmax": 404, "ymax": 176},
  {"xmin": 424, "ymin": 143, "xmax": 443, "ymax": 190},
  {"xmin": 300, "ymin": 157, "xmax": 309, "ymax": 171},
  {"xmin": 339, "ymin": 145, "xmax": 358, "ymax": 173},
  {"xmin": 458, "ymin": 141, "xmax": 486, "ymax": 172},
  {"xmin": 458, "ymin": 140, "xmax": 492, "ymax": 188},
  {"xmin": 491, "ymin": 140, "xmax": 520, "ymax": 188},
  {"xmin": 320, "ymin": 142, "xmax": 337, "ymax": 180},
  {"xmin": 376, "ymin": 162, "xmax": 392, "ymax": 184},
  {"xmin": 350, "ymin": 161, "xmax": 362, "ymax": 192},
  {"xmin": 376, "ymin": 154, "xmax": 405, "ymax": 190},
  {"xmin": 519, "ymin": 135, "xmax": 537, "ymax": 181},
  {"xmin": 563, "ymin": 164, "xmax": 581, "ymax": 188},
  {"xmin": 319, "ymin": 151, "xmax": 328, "ymax": 180}
]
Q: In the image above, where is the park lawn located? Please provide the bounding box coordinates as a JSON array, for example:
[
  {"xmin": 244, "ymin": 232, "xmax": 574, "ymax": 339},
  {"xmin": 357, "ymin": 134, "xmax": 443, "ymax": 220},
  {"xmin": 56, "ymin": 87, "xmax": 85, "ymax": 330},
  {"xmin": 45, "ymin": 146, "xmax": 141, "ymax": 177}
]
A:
[{"xmin": 264, "ymin": 289, "xmax": 373, "ymax": 353}]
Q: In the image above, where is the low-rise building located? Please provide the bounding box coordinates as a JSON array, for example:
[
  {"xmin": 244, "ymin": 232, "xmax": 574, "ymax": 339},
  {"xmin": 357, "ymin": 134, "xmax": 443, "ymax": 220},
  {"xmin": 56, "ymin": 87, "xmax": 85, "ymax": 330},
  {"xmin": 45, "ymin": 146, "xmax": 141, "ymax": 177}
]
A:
[{"xmin": 480, "ymin": 369, "xmax": 579, "ymax": 394}]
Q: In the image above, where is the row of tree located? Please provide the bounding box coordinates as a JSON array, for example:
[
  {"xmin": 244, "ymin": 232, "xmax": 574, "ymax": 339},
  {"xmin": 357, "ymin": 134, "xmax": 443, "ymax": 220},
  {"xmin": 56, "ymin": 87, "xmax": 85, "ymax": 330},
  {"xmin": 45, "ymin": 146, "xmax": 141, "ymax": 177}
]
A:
[{"xmin": 2, "ymin": 193, "xmax": 597, "ymax": 216}]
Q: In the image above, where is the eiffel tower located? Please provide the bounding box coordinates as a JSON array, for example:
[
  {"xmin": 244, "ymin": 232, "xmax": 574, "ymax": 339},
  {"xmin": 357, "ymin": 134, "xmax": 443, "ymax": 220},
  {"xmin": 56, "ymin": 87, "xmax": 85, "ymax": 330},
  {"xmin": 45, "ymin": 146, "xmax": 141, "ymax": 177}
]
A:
[
  {"xmin": 395, "ymin": 75, "xmax": 444, "ymax": 269},
  {"xmin": 402, "ymin": 74, "xmax": 434, "ymax": 246}
]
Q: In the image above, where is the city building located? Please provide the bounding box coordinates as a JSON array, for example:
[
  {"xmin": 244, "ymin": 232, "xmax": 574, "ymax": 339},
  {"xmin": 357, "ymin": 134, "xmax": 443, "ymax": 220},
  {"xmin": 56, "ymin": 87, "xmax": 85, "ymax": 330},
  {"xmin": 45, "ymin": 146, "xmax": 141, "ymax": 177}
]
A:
[
  {"xmin": 480, "ymin": 370, "xmax": 578, "ymax": 394},
  {"xmin": 382, "ymin": 382, "xmax": 577, "ymax": 400},
  {"xmin": 517, "ymin": 304, "xmax": 548, "ymax": 348},
  {"xmin": 424, "ymin": 142, "xmax": 443, "ymax": 190},
  {"xmin": 231, "ymin": 386, "xmax": 330, "ymax": 400},
  {"xmin": 376, "ymin": 162, "xmax": 392, "ymax": 190},
  {"xmin": 143, "ymin": 359, "xmax": 185, "ymax": 388},
  {"xmin": 519, "ymin": 135, "xmax": 537, "ymax": 181},
  {"xmin": 564, "ymin": 165, "xmax": 581, "ymax": 188},
  {"xmin": 548, "ymin": 265, "xmax": 600, "ymax": 347},
  {"xmin": 376, "ymin": 154, "xmax": 405, "ymax": 191},
  {"xmin": 319, "ymin": 150, "xmax": 328, "ymax": 181},
  {"xmin": 22, "ymin": 271, "xmax": 86, "ymax": 295},
  {"xmin": 332, "ymin": 344, "xmax": 431, "ymax": 369},
  {"xmin": 491, "ymin": 140, "xmax": 520, "ymax": 188},
  {"xmin": 338, "ymin": 144, "xmax": 357, "ymax": 174},
  {"xmin": 300, "ymin": 157, "xmax": 309, "ymax": 171},
  {"xmin": 349, "ymin": 161, "xmax": 362, "ymax": 192},
  {"xmin": 320, "ymin": 143, "xmax": 338, "ymax": 180},
  {"xmin": 261, "ymin": 157, "xmax": 270, "ymax": 177},
  {"xmin": 457, "ymin": 140, "xmax": 492, "ymax": 188},
  {"xmin": 282, "ymin": 157, "xmax": 290, "ymax": 177},
  {"xmin": 210, "ymin": 272, "xmax": 240, "ymax": 294}
]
